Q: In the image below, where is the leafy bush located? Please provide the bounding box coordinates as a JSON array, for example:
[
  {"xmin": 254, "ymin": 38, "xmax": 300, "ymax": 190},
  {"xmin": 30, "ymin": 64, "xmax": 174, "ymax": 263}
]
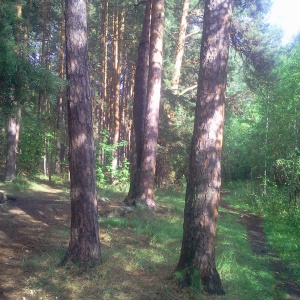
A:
[
  {"xmin": 95, "ymin": 130, "xmax": 129, "ymax": 187},
  {"xmin": 272, "ymin": 149, "xmax": 300, "ymax": 205}
]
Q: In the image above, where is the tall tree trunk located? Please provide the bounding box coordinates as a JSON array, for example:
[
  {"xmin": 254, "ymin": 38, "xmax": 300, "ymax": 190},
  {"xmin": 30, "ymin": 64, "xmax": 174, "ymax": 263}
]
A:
[
  {"xmin": 177, "ymin": 0, "xmax": 232, "ymax": 294},
  {"xmin": 263, "ymin": 89, "xmax": 269, "ymax": 195},
  {"xmin": 124, "ymin": 0, "xmax": 152, "ymax": 205},
  {"xmin": 63, "ymin": 0, "xmax": 101, "ymax": 264},
  {"xmin": 138, "ymin": 0, "xmax": 164, "ymax": 209},
  {"xmin": 97, "ymin": 0, "xmax": 108, "ymax": 168},
  {"xmin": 171, "ymin": 0, "xmax": 190, "ymax": 92},
  {"xmin": 106, "ymin": 6, "xmax": 115, "ymax": 137},
  {"xmin": 39, "ymin": 0, "xmax": 52, "ymax": 176},
  {"xmin": 99, "ymin": 0, "xmax": 108, "ymax": 137},
  {"xmin": 5, "ymin": 3, "xmax": 23, "ymax": 181},
  {"xmin": 0, "ymin": 121, "xmax": 5, "ymax": 170},
  {"xmin": 126, "ymin": 64, "xmax": 135, "ymax": 159},
  {"xmin": 55, "ymin": 0, "xmax": 66, "ymax": 174},
  {"xmin": 111, "ymin": 6, "xmax": 125, "ymax": 179},
  {"xmin": 5, "ymin": 105, "xmax": 21, "ymax": 181}
]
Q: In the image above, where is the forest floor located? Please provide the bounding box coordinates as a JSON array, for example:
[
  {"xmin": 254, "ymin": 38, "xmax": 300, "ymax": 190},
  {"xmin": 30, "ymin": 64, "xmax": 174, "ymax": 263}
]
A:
[
  {"xmin": 220, "ymin": 199, "xmax": 300, "ymax": 300},
  {"xmin": 0, "ymin": 179, "xmax": 299, "ymax": 299}
]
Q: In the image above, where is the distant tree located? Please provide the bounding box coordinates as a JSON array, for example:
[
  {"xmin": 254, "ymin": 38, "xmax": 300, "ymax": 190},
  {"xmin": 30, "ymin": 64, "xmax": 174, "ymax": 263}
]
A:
[
  {"xmin": 5, "ymin": 2, "xmax": 24, "ymax": 181},
  {"xmin": 125, "ymin": 0, "xmax": 152, "ymax": 206},
  {"xmin": 111, "ymin": 4, "xmax": 125, "ymax": 179},
  {"xmin": 171, "ymin": 0, "xmax": 190, "ymax": 92},
  {"xmin": 0, "ymin": 0, "xmax": 65, "ymax": 178},
  {"xmin": 63, "ymin": 0, "xmax": 101, "ymax": 263},
  {"xmin": 5, "ymin": 105, "xmax": 21, "ymax": 181},
  {"xmin": 137, "ymin": 0, "xmax": 164, "ymax": 209},
  {"xmin": 125, "ymin": 0, "xmax": 164, "ymax": 209},
  {"xmin": 177, "ymin": 0, "xmax": 232, "ymax": 294},
  {"xmin": 55, "ymin": 0, "xmax": 66, "ymax": 174}
]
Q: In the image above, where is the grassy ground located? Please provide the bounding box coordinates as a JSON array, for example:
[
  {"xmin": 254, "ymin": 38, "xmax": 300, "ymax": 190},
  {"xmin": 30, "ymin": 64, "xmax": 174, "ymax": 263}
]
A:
[
  {"xmin": 224, "ymin": 181, "xmax": 300, "ymax": 287},
  {"xmin": 0, "ymin": 178, "xmax": 291, "ymax": 299}
]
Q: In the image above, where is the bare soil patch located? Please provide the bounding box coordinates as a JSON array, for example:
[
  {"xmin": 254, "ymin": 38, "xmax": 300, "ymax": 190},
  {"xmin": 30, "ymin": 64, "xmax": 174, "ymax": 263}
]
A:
[{"xmin": 0, "ymin": 184, "xmax": 70, "ymax": 299}]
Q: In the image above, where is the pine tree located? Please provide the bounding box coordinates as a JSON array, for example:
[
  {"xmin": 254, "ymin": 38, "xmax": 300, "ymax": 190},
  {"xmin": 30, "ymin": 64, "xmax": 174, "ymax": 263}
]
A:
[
  {"xmin": 177, "ymin": 0, "xmax": 232, "ymax": 294},
  {"xmin": 63, "ymin": 0, "xmax": 101, "ymax": 264}
]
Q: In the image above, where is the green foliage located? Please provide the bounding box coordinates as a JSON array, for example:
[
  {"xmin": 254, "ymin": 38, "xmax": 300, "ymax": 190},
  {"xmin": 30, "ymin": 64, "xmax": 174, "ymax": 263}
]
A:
[
  {"xmin": 9, "ymin": 176, "xmax": 31, "ymax": 191},
  {"xmin": 223, "ymin": 34, "xmax": 300, "ymax": 190},
  {"xmin": 18, "ymin": 112, "xmax": 45, "ymax": 174},
  {"xmin": 95, "ymin": 130, "xmax": 129, "ymax": 187},
  {"xmin": 0, "ymin": 3, "xmax": 64, "ymax": 109},
  {"xmin": 273, "ymin": 150, "xmax": 300, "ymax": 201},
  {"xmin": 156, "ymin": 96, "xmax": 194, "ymax": 187},
  {"xmin": 96, "ymin": 165, "xmax": 106, "ymax": 186},
  {"xmin": 231, "ymin": 0, "xmax": 277, "ymax": 82},
  {"xmin": 223, "ymin": 52, "xmax": 265, "ymax": 180},
  {"xmin": 0, "ymin": 0, "xmax": 66, "ymax": 180},
  {"xmin": 113, "ymin": 159, "xmax": 130, "ymax": 187}
]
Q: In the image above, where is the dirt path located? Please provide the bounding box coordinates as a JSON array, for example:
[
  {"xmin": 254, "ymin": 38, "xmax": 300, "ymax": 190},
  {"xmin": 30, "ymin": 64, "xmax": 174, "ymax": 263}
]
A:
[
  {"xmin": 0, "ymin": 183, "xmax": 71, "ymax": 299},
  {"xmin": 221, "ymin": 200, "xmax": 300, "ymax": 300}
]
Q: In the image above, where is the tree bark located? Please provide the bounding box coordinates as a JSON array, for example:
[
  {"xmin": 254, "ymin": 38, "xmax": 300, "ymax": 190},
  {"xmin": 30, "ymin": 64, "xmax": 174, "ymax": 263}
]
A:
[
  {"xmin": 99, "ymin": 0, "xmax": 108, "ymax": 135},
  {"xmin": 124, "ymin": 0, "xmax": 152, "ymax": 205},
  {"xmin": 171, "ymin": 0, "xmax": 190, "ymax": 92},
  {"xmin": 5, "ymin": 106, "xmax": 21, "ymax": 181},
  {"xmin": 55, "ymin": 0, "xmax": 66, "ymax": 174},
  {"xmin": 138, "ymin": 0, "xmax": 164, "ymax": 209},
  {"xmin": 111, "ymin": 5, "xmax": 125, "ymax": 179},
  {"xmin": 63, "ymin": 0, "xmax": 101, "ymax": 264},
  {"xmin": 177, "ymin": 0, "xmax": 232, "ymax": 294},
  {"xmin": 5, "ymin": 3, "xmax": 23, "ymax": 181},
  {"xmin": 5, "ymin": 116, "xmax": 17, "ymax": 180}
]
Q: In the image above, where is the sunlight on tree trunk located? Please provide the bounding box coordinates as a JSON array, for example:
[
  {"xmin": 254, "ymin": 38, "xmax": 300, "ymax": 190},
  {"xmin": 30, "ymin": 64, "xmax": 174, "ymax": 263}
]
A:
[
  {"xmin": 177, "ymin": 0, "xmax": 232, "ymax": 294},
  {"xmin": 5, "ymin": 105, "xmax": 21, "ymax": 181},
  {"xmin": 63, "ymin": 0, "xmax": 101, "ymax": 264},
  {"xmin": 5, "ymin": 3, "xmax": 23, "ymax": 181},
  {"xmin": 55, "ymin": 1, "xmax": 65, "ymax": 174},
  {"xmin": 125, "ymin": 0, "xmax": 152, "ymax": 206},
  {"xmin": 138, "ymin": 0, "xmax": 164, "ymax": 209},
  {"xmin": 112, "ymin": 5, "xmax": 125, "ymax": 180},
  {"xmin": 171, "ymin": 0, "xmax": 190, "ymax": 92},
  {"xmin": 99, "ymin": 0, "xmax": 108, "ymax": 142}
]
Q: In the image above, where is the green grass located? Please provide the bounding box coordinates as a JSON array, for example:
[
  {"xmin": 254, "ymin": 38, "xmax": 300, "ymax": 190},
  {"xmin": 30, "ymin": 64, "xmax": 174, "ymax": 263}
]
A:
[
  {"xmin": 1, "ymin": 180, "xmax": 290, "ymax": 299},
  {"xmin": 217, "ymin": 207, "xmax": 284, "ymax": 300},
  {"xmin": 264, "ymin": 218, "xmax": 300, "ymax": 284},
  {"xmin": 224, "ymin": 180, "xmax": 300, "ymax": 286}
]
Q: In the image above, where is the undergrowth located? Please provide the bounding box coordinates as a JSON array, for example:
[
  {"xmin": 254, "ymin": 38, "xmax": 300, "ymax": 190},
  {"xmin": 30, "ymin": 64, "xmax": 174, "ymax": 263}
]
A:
[{"xmin": 224, "ymin": 180, "xmax": 300, "ymax": 286}]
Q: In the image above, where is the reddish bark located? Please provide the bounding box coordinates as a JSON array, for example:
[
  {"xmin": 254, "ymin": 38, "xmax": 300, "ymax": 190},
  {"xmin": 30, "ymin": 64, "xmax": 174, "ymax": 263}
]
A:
[
  {"xmin": 5, "ymin": 106, "xmax": 21, "ymax": 181},
  {"xmin": 124, "ymin": 0, "xmax": 152, "ymax": 205},
  {"xmin": 138, "ymin": 0, "xmax": 164, "ymax": 209},
  {"xmin": 63, "ymin": 0, "xmax": 101, "ymax": 264},
  {"xmin": 55, "ymin": 2, "xmax": 65, "ymax": 174},
  {"xmin": 177, "ymin": 0, "xmax": 232, "ymax": 294},
  {"xmin": 171, "ymin": 0, "xmax": 190, "ymax": 92},
  {"xmin": 112, "ymin": 6, "xmax": 125, "ymax": 178}
]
